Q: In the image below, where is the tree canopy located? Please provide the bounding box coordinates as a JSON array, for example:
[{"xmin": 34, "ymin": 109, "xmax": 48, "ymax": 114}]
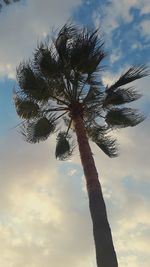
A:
[{"xmin": 14, "ymin": 23, "xmax": 149, "ymax": 160}]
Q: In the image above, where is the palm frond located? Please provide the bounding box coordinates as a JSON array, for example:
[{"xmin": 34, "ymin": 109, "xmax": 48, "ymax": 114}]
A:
[
  {"xmin": 34, "ymin": 44, "xmax": 73, "ymax": 102},
  {"xmin": 55, "ymin": 23, "xmax": 77, "ymax": 58},
  {"xmin": 20, "ymin": 117, "xmax": 56, "ymax": 143},
  {"xmin": 87, "ymin": 73, "xmax": 103, "ymax": 86},
  {"xmin": 87, "ymin": 125, "xmax": 108, "ymax": 136},
  {"xmin": 83, "ymin": 95, "xmax": 105, "ymax": 124},
  {"xmin": 106, "ymin": 108, "xmax": 145, "ymax": 128},
  {"xmin": 14, "ymin": 23, "xmax": 148, "ymax": 158},
  {"xmin": 16, "ymin": 62, "xmax": 50, "ymax": 101},
  {"xmin": 34, "ymin": 44, "xmax": 60, "ymax": 78},
  {"xmin": 87, "ymin": 126, "xmax": 118, "ymax": 157},
  {"xmin": 95, "ymin": 136, "xmax": 118, "ymax": 158},
  {"xmin": 107, "ymin": 66, "xmax": 149, "ymax": 91},
  {"xmin": 69, "ymin": 28, "xmax": 106, "ymax": 74},
  {"xmin": 14, "ymin": 97, "xmax": 40, "ymax": 119},
  {"xmin": 63, "ymin": 116, "xmax": 76, "ymax": 132},
  {"xmin": 55, "ymin": 131, "xmax": 74, "ymax": 160},
  {"xmin": 83, "ymin": 86, "xmax": 103, "ymax": 104},
  {"xmin": 104, "ymin": 87, "xmax": 141, "ymax": 106}
]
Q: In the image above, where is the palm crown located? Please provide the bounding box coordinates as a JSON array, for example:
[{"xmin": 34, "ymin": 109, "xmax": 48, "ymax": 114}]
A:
[{"xmin": 14, "ymin": 24, "xmax": 148, "ymax": 160}]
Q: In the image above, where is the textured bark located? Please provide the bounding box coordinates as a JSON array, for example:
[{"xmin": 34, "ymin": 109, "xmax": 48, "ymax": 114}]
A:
[{"xmin": 73, "ymin": 115, "xmax": 118, "ymax": 267}]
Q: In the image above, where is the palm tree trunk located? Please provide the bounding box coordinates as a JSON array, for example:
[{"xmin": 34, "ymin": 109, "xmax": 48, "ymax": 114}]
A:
[{"xmin": 73, "ymin": 115, "xmax": 118, "ymax": 267}]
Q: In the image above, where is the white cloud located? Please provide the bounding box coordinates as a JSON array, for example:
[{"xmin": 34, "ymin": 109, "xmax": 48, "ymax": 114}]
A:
[
  {"xmin": 89, "ymin": 74, "xmax": 150, "ymax": 266},
  {"xmin": 93, "ymin": 0, "xmax": 150, "ymax": 42},
  {"xmin": 131, "ymin": 42, "xmax": 142, "ymax": 50},
  {"xmin": 0, "ymin": 1, "xmax": 150, "ymax": 265},
  {"xmin": 0, "ymin": 133, "xmax": 95, "ymax": 267},
  {"xmin": 110, "ymin": 48, "xmax": 122, "ymax": 64},
  {"xmin": 0, "ymin": 0, "xmax": 81, "ymax": 78},
  {"xmin": 94, "ymin": 0, "xmax": 136, "ymax": 36},
  {"xmin": 0, "ymin": 73, "xmax": 150, "ymax": 267},
  {"xmin": 140, "ymin": 1, "xmax": 150, "ymax": 14},
  {"xmin": 139, "ymin": 19, "xmax": 150, "ymax": 40}
]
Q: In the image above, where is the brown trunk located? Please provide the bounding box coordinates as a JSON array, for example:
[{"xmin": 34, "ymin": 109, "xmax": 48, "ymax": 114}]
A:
[{"xmin": 73, "ymin": 115, "xmax": 118, "ymax": 267}]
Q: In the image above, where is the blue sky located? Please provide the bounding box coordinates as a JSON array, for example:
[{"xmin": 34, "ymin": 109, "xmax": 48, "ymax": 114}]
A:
[{"xmin": 0, "ymin": 1, "xmax": 150, "ymax": 267}]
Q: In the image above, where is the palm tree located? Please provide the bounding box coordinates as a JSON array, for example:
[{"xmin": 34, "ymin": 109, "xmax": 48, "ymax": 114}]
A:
[{"xmin": 14, "ymin": 24, "xmax": 148, "ymax": 267}]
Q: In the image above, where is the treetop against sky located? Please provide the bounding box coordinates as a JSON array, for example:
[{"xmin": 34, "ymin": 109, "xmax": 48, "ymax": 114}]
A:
[{"xmin": 0, "ymin": 1, "xmax": 150, "ymax": 267}]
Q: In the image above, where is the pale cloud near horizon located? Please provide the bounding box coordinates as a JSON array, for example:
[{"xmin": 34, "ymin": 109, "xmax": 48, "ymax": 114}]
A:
[
  {"xmin": 0, "ymin": 101, "xmax": 150, "ymax": 267},
  {"xmin": 91, "ymin": 120, "xmax": 150, "ymax": 267},
  {"xmin": 0, "ymin": 75, "xmax": 149, "ymax": 267},
  {"xmin": 0, "ymin": 133, "xmax": 96, "ymax": 267}
]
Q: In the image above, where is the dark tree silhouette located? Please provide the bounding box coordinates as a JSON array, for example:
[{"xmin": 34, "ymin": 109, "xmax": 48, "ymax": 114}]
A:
[{"xmin": 14, "ymin": 24, "xmax": 148, "ymax": 267}]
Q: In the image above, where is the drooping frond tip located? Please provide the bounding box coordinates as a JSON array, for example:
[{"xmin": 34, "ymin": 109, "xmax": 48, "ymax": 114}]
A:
[
  {"xmin": 87, "ymin": 126, "xmax": 118, "ymax": 158},
  {"xmin": 55, "ymin": 132, "xmax": 74, "ymax": 160},
  {"xmin": 95, "ymin": 136, "xmax": 118, "ymax": 158}
]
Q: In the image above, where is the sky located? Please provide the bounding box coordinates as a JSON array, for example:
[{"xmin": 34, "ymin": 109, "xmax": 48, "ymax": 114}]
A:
[{"xmin": 0, "ymin": 0, "xmax": 150, "ymax": 267}]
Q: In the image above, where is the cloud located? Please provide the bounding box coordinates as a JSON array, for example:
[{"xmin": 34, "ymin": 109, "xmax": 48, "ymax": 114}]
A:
[
  {"xmin": 0, "ymin": 1, "xmax": 150, "ymax": 266},
  {"xmin": 110, "ymin": 48, "xmax": 122, "ymax": 64},
  {"xmin": 91, "ymin": 122, "xmax": 150, "ymax": 267},
  {"xmin": 0, "ymin": 132, "xmax": 96, "ymax": 267},
  {"xmin": 94, "ymin": 0, "xmax": 136, "ymax": 36},
  {"xmin": 140, "ymin": 1, "xmax": 150, "ymax": 14},
  {"xmin": 93, "ymin": 0, "xmax": 150, "ymax": 42},
  {"xmin": 0, "ymin": 74, "xmax": 150, "ymax": 266},
  {"xmin": 139, "ymin": 19, "xmax": 150, "ymax": 40},
  {"xmin": 0, "ymin": 0, "xmax": 81, "ymax": 78},
  {"xmin": 85, "ymin": 73, "xmax": 150, "ymax": 266}
]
